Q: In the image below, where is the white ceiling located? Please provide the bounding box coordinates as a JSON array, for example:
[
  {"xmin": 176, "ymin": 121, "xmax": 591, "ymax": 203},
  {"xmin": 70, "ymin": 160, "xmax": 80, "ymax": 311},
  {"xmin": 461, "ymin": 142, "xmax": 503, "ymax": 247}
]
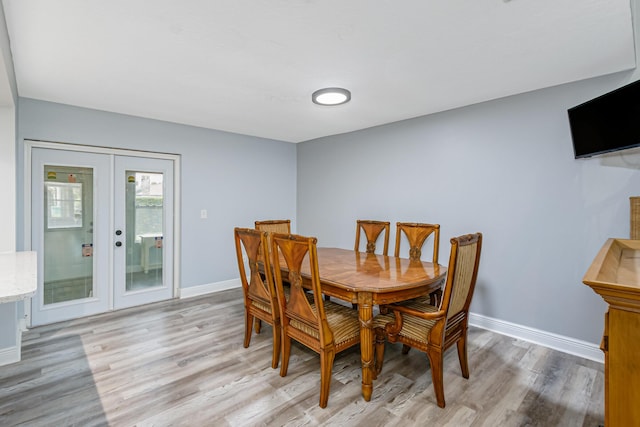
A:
[{"xmin": 1, "ymin": 0, "xmax": 637, "ymax": 143}]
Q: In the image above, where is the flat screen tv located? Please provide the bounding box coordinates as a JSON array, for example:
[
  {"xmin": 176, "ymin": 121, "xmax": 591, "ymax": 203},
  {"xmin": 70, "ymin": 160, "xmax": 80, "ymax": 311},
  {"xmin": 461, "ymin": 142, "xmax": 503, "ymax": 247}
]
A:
[{"xmin": 568, "ymin": 79, "xmax": 640, "ymax": 159}]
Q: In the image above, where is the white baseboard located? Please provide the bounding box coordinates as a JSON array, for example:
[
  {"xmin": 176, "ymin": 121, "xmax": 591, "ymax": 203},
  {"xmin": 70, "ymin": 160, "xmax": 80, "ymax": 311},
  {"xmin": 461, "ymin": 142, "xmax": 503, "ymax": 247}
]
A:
[
  {"xmin": 19, "ymin": 317, "xmax": 28, "ymax": 332},
  {"xmin": 0, "ymin": 321, "xmax": 22, "ymax": 367},
  {"xmin": 469, "ymin": 312, "xmax": 604, "ymax": 363},
  {"xmin": 0, "ymin": 345, "xmax": 20, "ymax": 367},
  {"xmin": 180, "ymin": 278, "xmax": 241, "ymax": 299}
]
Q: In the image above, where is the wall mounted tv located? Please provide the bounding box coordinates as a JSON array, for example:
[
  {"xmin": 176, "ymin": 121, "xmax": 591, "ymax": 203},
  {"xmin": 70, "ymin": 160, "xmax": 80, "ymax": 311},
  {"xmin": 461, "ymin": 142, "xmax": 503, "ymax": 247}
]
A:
[{"xmin": 568, "ymin": 79, "xmax": 640, "ymax": 159}]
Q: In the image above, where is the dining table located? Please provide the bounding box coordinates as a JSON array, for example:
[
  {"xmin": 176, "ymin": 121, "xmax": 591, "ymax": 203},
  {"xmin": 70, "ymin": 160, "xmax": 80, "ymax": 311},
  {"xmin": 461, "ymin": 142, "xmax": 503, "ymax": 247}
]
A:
[{"xmin": 295, "ymin": 247, "xmax": 447, "ymax": 402}]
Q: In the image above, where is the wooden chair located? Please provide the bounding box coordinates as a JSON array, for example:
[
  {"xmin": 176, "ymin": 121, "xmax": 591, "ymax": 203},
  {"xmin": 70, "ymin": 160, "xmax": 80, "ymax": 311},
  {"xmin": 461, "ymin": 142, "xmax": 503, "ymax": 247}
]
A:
[
  {"xmin": 394, "ymin": 222, "xmax": 440, "ymax": 263},
  {"xmin": 352, "ymin": 219, "xmax": 390, "ymax": 308},
  {"xmin": 373, "ymin": 233, "xmax": 483, "ymax": 408},
  {"xmin": 271, "ymin": 232, "xmax": 361, "ymax": 408},
  {"xmin": 395, "ymin": 222, "xmax": 441, "ymax": 304},
  {"xmin": 254, "ymin": 219, "xmax": 292, "ymax": 329},
  {"xmin": 355, "ymin": 220, "xmax": 390, "ymax": 255},
  {"xmin": 255, "ymin": 219, "xmax": 291, "ymax": 234},
  {"xmin": 234, "ymin": 227, "xmax": 281, "ymax": 369}
]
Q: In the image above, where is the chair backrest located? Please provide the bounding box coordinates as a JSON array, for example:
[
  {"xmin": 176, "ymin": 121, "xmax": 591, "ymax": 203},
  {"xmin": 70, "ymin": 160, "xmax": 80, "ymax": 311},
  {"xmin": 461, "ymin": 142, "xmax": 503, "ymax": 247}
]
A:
[
  {"xmin": 255, "ymin": 220, "xmax": 291, "ymax": 234},
  {"xmin": 355, "ymin": 220, "xmax": 390, "ymax": 255},
  {"xmin": 394, "ymin": 222, "xmax": 440, "ymax": 263},
  {"xmin": 270, "ymin": 233, "xmax": 334, "ymax": 346},
  {"xmin": 439, "ymin": 233, "xmax": 482, "ymax": 320},
  {"xmin": 255, "ymin": 220, "xmax": 291, "ymax": 259},
  {"xmin": 234, "ymin": 227, "xmax": 278, "ymax": 312}
]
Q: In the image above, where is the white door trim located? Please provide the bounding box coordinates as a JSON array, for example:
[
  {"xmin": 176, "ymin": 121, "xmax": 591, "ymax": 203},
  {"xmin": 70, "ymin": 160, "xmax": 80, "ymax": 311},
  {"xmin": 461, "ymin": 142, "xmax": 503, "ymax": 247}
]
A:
[{"xmin": 23, "ymin": 139, "xmax": 181, "ymax": 327}]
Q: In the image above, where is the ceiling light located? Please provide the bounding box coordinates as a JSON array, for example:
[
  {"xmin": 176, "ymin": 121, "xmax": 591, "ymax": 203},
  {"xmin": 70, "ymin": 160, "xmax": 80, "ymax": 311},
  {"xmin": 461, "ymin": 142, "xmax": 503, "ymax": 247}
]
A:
[{"xmin": 312, "ymin": 87, "xmax": 351, "ymax": 106}]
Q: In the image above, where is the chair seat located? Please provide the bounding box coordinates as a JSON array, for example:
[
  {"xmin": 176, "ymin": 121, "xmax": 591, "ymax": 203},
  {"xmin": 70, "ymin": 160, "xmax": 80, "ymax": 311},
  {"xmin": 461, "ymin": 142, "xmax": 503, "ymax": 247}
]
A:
[
  {"xmin": 290, "ymin": 300, "xmax": 361, "ymax": 346},
  {"xmin": 394, "ymin": 289, "xmax": 442, "ymax": 313},
  {"xmin": 374, "ymin": 301, "xmax": 439, "ymax": 343},
  {"xmin": 395, "ymin": 295, "xmax": 433, "ymax": 310}
]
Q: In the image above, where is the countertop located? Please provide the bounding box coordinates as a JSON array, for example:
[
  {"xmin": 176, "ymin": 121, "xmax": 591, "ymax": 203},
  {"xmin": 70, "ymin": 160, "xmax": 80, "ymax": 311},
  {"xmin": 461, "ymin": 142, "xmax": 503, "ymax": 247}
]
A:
[{"xmin": 0, "ymin": 251, "xmax": 37, "ymax": 303}]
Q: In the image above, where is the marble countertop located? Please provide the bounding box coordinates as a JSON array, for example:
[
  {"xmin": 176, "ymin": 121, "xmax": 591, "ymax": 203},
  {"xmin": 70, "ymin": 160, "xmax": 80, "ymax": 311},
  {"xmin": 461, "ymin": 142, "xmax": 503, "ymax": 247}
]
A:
[{"xmin": 0, "ymin": 251, "xmax": 37, "ymax": 304}]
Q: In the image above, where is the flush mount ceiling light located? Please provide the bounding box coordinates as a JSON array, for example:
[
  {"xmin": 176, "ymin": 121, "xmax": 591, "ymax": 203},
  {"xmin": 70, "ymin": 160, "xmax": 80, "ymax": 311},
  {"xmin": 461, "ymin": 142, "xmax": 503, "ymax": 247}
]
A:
[{"xmin": 312, "ymin": 87, "xmax": 351, "ymax": 106}]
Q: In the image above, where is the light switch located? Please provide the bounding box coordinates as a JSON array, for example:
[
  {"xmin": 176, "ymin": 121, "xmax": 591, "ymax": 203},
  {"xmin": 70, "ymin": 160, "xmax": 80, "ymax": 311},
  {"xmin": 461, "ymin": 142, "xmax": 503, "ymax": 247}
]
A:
[{"xmin": 200, "ymin": 209, "xmax": 207, "ymax": 219}]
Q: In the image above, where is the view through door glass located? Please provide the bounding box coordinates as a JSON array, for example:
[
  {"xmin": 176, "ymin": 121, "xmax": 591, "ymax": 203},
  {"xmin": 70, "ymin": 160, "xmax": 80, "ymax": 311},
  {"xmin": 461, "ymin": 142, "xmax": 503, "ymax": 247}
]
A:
[
  {"xmin": 43, "ymin": 165, "xmax": 94, "ymax": 305},
  {"xmin": 125, "ymin": 171, "xmax": 164, "ymax": 291}
]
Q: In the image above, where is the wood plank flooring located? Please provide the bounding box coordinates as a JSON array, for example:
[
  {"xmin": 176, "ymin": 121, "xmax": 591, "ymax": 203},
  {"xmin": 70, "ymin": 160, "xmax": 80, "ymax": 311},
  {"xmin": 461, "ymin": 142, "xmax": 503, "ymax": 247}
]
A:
[{"xmin": 0, "ymin": 289, "xmax": 604, "ymax": 426}]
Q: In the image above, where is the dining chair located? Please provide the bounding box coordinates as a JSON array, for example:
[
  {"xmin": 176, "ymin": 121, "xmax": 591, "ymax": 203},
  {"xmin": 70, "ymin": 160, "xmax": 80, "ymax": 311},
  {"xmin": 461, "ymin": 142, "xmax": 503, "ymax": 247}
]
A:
[
  {"xmin": 355, "ymin": 220, "xmax": 390, "ymax": 255},
  {"xmin": 234, "ymin": 227, "xmax": 281, "ymax": 369},
  {"xmin": 254, "ymin": 220, "xmax": 292, "ymax": 328},
  {"xmin": 270, "ymin": 232, "xmax": 361, "ymax": 408},
  {"xmin": 373, "ymin": 233, "xmax": 483, "ymax": 408},
  {"xmin": 352, "ymin": 219, "xmax": 391, "ymax": 309},
  {"xmin": 394, "ymin": 222, "xmax": 440, "ymax": 263},
  {"xmin": 255, "ymin": 219, "xmax": 291, "ymax": 234},
  {"xmin": 395, "ymin": 222, "xmax": 441, "ymax": 304}
]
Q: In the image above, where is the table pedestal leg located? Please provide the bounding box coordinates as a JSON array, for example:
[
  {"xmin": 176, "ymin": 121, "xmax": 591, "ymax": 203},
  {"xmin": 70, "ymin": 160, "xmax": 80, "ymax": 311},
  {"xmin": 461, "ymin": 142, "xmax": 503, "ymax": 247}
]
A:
[{"xmin": 357, "ymin": 291, "xmax": 374, "ymax": 401}]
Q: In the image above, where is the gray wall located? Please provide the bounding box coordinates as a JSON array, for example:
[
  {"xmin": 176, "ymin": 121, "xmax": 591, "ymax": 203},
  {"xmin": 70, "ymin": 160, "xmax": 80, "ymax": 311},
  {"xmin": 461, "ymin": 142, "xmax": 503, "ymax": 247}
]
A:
[
  {"xmin": 297, "ymin": 71, "xmax": 640, "ymax": 345},
  {"xmin": 17, "ymin": 98, "xmax": 297, "ymax": 289},
  {"xmin": 0, "ymin": 3, "xmax": 17, "ymax": 351}
]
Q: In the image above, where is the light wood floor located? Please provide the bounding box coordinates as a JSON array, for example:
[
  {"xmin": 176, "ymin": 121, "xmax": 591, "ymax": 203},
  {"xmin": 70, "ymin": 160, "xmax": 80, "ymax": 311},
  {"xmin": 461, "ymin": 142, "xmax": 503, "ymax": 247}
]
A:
[{"xmin": 0, "ymin": 289, "xmax": 604, "ymax": 426}]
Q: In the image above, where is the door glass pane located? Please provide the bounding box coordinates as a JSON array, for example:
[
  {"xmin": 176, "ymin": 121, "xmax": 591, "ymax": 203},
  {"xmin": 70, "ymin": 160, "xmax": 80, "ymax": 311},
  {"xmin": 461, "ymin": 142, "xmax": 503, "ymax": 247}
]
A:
[
  {"xmin": 46, "ymin": 182, "xmax": 83, "ymax": 229},
  {"xmin": 125, "ymin": 171, "xmax": 164, "ymax": 291},
  {"xmin": 43, "ymin": 166, "xmax": 94, "ymax": 305}
]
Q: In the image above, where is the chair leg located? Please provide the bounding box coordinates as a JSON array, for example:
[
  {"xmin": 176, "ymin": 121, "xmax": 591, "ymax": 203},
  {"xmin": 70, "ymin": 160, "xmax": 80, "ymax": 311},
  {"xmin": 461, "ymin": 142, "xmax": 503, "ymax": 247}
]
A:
[
  {"xmin": 429, "ymin": 289, "xmax": 442, "ymax": 306},
  {"xmin": 280, "ymin": 333, "xmax": 291, "ymax": 377},
  {"xmin": 426, "ymin": 348, "xmax": 445, "ymax": 408},
  {"xmin": 255, "ymin": 318, "xmax": 262, "ymax": 334},
  {"xmin": 457, "ymin": 334, "xmax": 470, "ymax": 379},
  {"xmin": 271, "ymin": 321, "xmax": 281, "ymax": 369},
  {"xmin": 401, "ymin": 344, "xmax": 411, "ymax": 355},
  {"xmin": 319, "ymin": 348, "xmax": 336, "ymax": 408},
  {"xmin": 373, "ymin": 327, "xmax": 386, "ymax": 378},
  {"xmin": 244, "ymin": 312, "xmax": 254, "ymax": 348}
]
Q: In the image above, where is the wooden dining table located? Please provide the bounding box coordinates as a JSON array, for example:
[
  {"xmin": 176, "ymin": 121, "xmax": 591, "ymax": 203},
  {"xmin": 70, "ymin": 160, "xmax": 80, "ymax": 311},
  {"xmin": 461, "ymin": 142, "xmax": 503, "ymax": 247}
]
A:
[{"xmin": 296, "ymin": 247, "xmax": 447, "ymax": 402}]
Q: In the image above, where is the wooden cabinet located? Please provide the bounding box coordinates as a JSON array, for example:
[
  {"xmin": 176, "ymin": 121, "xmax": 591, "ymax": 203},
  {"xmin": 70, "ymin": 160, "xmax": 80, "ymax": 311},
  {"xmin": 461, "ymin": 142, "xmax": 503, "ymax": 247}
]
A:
[{"xmin": 583, "ymin": 238, "xmax": 640, "ymax": 426}]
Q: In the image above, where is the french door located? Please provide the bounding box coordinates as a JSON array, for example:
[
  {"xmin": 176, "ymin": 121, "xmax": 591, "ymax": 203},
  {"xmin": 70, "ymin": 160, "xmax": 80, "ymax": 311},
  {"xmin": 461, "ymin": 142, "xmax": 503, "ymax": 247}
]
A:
[{"xmin": 30, "ymin": 146, "xmax": 175, "ymax": 326}]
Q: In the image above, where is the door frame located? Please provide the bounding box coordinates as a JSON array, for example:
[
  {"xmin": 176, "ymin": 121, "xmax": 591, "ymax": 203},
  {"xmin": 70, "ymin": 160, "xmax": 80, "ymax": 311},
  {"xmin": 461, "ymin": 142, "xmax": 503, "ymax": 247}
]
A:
[{"xmin": 23, "ymin": 139, "xmax": 181, "ymax": 327}]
